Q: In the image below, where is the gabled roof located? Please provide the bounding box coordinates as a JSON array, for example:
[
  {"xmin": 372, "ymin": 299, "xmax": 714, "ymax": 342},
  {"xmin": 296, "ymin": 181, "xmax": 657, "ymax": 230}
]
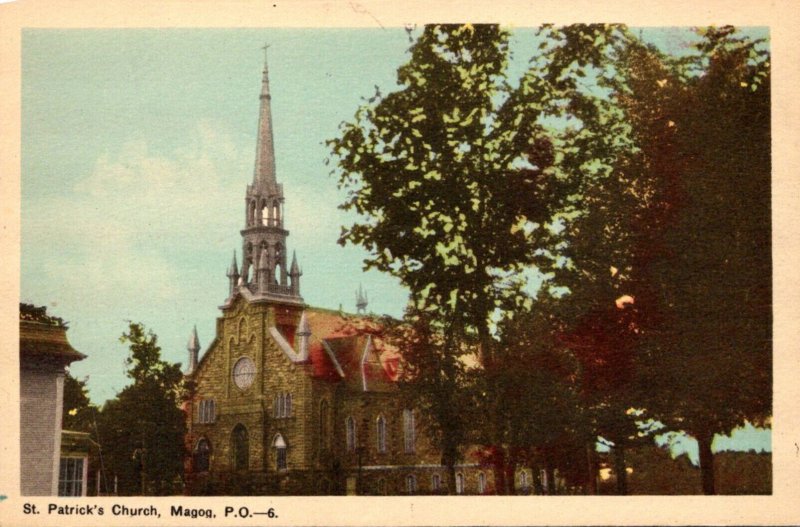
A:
[
  {"xmin": 303, "ymin": 308, "xmax": 401, "ymax": 391},
  {"xmin": 191, "ymin": 301, "xmax": 401, "ymax": 390}
]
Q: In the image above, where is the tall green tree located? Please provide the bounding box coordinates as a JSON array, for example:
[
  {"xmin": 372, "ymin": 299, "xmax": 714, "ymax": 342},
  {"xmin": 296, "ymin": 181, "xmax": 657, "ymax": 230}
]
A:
[
  {"xmin": 330, "ymin": 23, "xmax": 566, "ymax": 349},
  {"xmin": 329, "ymin": 23, "xmax": 570, "ymax": 493},
  {"xmin": 96, "ymin": 323, "xmax": 186, "ymax": 495}
]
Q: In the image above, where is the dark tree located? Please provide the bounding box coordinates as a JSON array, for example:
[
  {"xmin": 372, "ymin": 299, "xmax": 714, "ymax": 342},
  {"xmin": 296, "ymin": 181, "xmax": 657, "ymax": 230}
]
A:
[
  {"xmin": 95, "ymin": 323, "xmax": 187, "ymax": 495},
  {"xmin": 62, "ymin": 372, "xmax": 96, "ymax": 432},
  {"xmin": 395, "ymin": 309, "xmax": 473, "ymax": 494},
  {"xmin": 638, "ymin": 27, "xmax": 772, "ymax": 495},
  {"xmin": 489, "ymin": 300, "xmax": 594, "ymax": 494},
  {"xmin": 527, "ymin": 24, "xmax": 671, "ymax": 494}
]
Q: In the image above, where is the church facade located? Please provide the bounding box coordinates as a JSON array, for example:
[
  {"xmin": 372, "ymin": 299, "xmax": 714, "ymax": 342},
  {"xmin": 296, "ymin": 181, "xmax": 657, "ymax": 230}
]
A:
[{"xmin": 183, "ymin": 56, "xmax": 506, "ymax": 496}]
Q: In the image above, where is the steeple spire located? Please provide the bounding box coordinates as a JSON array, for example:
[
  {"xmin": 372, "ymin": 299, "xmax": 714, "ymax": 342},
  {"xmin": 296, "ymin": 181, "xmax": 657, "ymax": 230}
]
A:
[
  {"xmin": 233, "ymin": 49, "xmax": 303, "ymax": 307},
  {"xmin": 289, "ymin": 251, "xmax": 302, "ymax": 295},
  {"xmin": 227, "ymin": 250, "xmax": 240, "ymax": 296},
  {"xmin": 253, "ymin": 43, "xmax": 279, "ymax": 194},
  {"xmin": 228, "ymin": 250, "xmax": 239, "ymax": 277},
  {"xmin": 186, "ymin": 326, "xmax": 200, "ymax": 374}
]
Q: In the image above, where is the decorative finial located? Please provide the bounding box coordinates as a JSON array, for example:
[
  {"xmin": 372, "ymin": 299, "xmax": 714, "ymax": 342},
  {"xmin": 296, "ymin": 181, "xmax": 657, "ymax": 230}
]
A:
[
  {"xmin": 185, "ymin": 325, "xmax": 201, "ymax": 375},
  {"xmin": 356, "ymin": 284, "xmax": 368, "ymax": 315},
  {"xmin": 188, "ymin": 325, "xmax": 201, "ymax": 352},
  {"xmin": 227, "ymin": 250, "xmax": 240, "ymax": 277}
]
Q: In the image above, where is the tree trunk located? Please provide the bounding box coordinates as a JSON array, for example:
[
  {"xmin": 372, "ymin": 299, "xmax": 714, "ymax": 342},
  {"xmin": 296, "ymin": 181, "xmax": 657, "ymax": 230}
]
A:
[
  {"xmin": 442, "ymin": 445, "xmax": 457, "ymax": 495},
  {"xmin": 533, "ymin": 465, "xmax": 544, "ymax": 495},
  {"xmin": 493, "ymin": 447, "xmax": 507, "ymax": 495},
  {"xmin": 545, "ymin": 463, "xmax": 556, "ymax": 495},
  {"xmin": 586, "ymin": 443, "xmax": 597, "ymax": 495},
  {"xmin": 697, "ymin": 432, "xmax": 716, "ymax": 495},
  {"xmin": 613, "ymin": 442, "xmax": 627, "ymax": 495},
  {"xmin": 505, "ymin": 451, "xmax": 517, "ymax": 495}
]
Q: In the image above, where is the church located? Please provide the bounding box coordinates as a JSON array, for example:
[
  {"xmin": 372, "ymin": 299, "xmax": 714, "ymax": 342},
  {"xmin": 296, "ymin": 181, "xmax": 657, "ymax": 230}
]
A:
[{"xmin": 182, "ymin": 56, "xmax": 506, "ymax": 495}]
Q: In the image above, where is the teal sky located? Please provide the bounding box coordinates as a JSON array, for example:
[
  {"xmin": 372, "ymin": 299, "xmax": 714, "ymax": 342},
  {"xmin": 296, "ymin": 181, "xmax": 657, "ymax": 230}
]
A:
[{"xmin": 21, "ymin": 27, "xmax": 769, "ymax": 457}]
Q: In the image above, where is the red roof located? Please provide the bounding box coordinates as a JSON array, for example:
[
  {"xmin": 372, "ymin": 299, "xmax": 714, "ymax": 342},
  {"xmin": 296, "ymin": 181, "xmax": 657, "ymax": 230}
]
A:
[{"xmin": 303, "ymin": 307, "xmax": 401, "ymax": 388}]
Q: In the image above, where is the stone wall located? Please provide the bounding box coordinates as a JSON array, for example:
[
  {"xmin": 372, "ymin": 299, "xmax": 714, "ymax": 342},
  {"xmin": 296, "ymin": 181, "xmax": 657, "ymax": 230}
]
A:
[{"xmin": 185, "ymin": 297, "xmax": 503, "ymax": 496}]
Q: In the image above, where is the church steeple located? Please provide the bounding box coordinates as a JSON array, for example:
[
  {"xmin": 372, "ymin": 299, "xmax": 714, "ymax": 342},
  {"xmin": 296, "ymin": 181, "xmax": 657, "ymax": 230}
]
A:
[
  {"xmin": 253, "ymin": 44, "xmax": 280, "ymax": 195},
  {"xmin": 234, "ymin": 47, "xmax": 303, "ymax": 306}
]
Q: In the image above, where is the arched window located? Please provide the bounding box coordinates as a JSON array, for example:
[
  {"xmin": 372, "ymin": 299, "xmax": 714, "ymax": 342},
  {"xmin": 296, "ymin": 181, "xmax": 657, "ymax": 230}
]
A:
[
  {"xmin": 198, "ymin": 399, "xmax": 216, "ymax": 423},
  {"xmin": 431, "ymin": 473, "xmax": 441, "ymax": 492},
  {"xmin": 274, "ymin": 393, "xmax": 293, "ymax": 418},
  {"xmin": 455, "ymin": 472, "xmax": 464, "ymax": 495},
  {"xmin": 519, "ymin": 470, "xmax": 529, "ymax": 490},
  {"xmin": 402, "ymin": 409, "xmax": 415, "ymax": 453},
  {"xmin": 273, "ymin": 201, "xmax": 280, "ymax": 225},
  {"xmin": 376, "ymin": 415, "xmax": 387, "ymax": 453},
  {"xmin": 273, "ymin": 433, "xmax": 287, "ymax": 471},
  {"xmin": 193, "ymin": 438, "xmax": 211, "ymax": 473},
  {"xmin": 345, "ymin": 416, "xmax": 356, "ymax": 452},
  {"xmin": 478, "ymin": 472, "xmax": 487, "ymax": 494},
  {"xmin": 319, "ymin": 400, "xmax": 329, "ymax": 450},
  {"xmin": 231, "ymin": 424, "xmax": 249, "ymax": 471},
  {"xmin": 261, "ymin": 200, "xmax": 269, "ymax": 226},
  {"xmin": 274, "ymin": 244, "xmax": 283, "ymax": 283},
  {"xmin": 405, "ymin": 474, "xmax": 417, "ymax": 494}
]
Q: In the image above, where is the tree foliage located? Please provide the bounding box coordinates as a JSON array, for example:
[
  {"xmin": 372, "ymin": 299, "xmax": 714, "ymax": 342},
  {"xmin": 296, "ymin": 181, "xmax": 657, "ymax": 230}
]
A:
[
  {"xmin": 489, "ymin": 299, "xmax": 594, "ymax": 492},
  {"xmin": 330, "ymin": 24, "xmax": 569, "ymax": 343},
  {"xmin": 329, "ymin": 23, "xmax": 573, "ymax": 494},
  {"xmin": 530, "ymin": 25, "xmax": 771, "ymax": 494},
  {"xmin": 330, "ymin": 23, "xmax": 771, "ymax": 496},
  {"xmin": 636, "ymin": 27, "xmax": 771, "ymax": 494},
  {"xmin": 394, "ymin": 308, "xmax": 473, "ymax": 494},
  {"xmin": 95, "ymin": 323, "xmax": 186, "ymax": 495},
  {"xmin": 62, "ymin": 372, "xmax": 96, "ymax": 432}
]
